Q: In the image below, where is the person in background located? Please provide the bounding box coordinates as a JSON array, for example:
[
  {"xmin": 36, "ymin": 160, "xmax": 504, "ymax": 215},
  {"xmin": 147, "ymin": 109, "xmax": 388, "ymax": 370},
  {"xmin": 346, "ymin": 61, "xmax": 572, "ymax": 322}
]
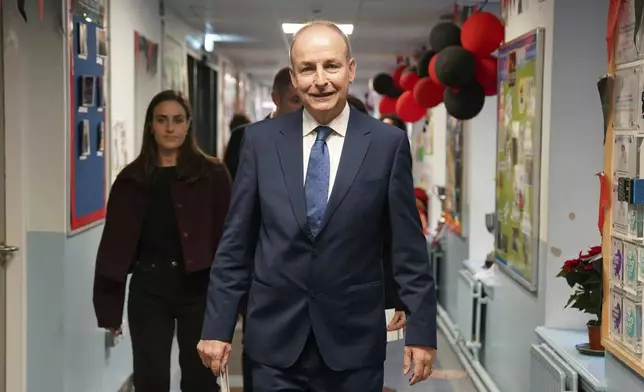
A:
[
  {"xmin": 224, "ymin": 67, "xmax": 302, "ymax": 179},
  {"xmin": 380, "ymin": 113, "xmax": 407, "ymax": 131},
  {"xmin": 415, "ymin": 187, "xmax": 429, "ymax": 235},
  {"xmin": 229, "ymin": 113, "xmax": 251, "ymax": 133},
  {"xmin": 93, "ymin": 90, "xmax": 231, "ymax": 392},
  {"xmin": 347, "ymin": 94, "xmax": 367, "ymax": 114}
]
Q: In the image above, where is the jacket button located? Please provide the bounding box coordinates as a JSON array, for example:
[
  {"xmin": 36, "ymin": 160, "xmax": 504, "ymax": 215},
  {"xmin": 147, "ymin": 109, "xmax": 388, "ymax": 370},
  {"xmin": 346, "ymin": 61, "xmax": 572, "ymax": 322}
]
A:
[
  {"xmin": 177, "ymin": 203, "xmax": 183, "ymax": 208},
  {"xmin": 312, "ymin": 248, "xmax": 318, "ymax": 257},
  {"xmin": 183, "ymin": 232, "xmax": 188, "ymax": 238}
]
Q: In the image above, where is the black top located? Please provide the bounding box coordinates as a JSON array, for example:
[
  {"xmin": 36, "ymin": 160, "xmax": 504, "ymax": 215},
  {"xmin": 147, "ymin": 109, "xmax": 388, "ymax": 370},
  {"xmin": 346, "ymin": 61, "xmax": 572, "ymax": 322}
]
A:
[{"xmin": 136, "ymin": 166, "xmax": 183, "ymax": 260}]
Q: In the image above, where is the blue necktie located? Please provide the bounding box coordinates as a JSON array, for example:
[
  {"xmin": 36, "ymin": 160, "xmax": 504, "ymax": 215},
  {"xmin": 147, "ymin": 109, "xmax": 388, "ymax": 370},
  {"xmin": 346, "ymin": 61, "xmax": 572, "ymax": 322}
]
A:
[{"xmin": 305, "ymin": 126, "xmax": 333, "ymax": 237}]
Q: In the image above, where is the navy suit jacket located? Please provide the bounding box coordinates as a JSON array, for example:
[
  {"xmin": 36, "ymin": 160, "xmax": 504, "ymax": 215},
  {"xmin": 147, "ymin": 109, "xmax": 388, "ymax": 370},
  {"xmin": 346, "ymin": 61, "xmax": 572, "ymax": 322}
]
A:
[{"xmin": 202, "ymin": 107, "xmax": 437, "ymax": 371}]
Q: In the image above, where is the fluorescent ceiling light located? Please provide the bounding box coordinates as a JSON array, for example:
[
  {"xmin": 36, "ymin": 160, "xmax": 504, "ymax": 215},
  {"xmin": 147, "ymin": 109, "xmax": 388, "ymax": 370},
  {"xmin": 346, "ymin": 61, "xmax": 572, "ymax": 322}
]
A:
[{"xmin": 281, "ymin": 23, "xmax": 353, "ymax": 35}]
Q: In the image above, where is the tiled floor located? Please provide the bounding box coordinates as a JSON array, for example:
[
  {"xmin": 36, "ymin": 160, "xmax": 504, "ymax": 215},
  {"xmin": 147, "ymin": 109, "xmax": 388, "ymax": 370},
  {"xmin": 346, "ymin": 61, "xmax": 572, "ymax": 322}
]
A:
[{"xmin": 171, "ymin": 328, "xmax": 477, "ymax": 392}]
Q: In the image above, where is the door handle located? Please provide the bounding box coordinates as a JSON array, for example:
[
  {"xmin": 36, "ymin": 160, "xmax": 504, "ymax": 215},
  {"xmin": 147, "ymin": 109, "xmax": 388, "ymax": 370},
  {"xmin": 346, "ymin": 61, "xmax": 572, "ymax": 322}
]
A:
[{"xmin": 0, "ymin": 243, "xmax": 19, "ymax": 268}]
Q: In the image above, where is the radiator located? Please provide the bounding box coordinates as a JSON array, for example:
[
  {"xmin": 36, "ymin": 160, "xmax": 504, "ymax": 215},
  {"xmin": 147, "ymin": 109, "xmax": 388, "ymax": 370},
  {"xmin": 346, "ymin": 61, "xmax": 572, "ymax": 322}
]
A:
[
  {"xmin": 456, "ymin": 269, "xmax": 476, "ymax": 341},
  {"xmin": 530, "ymin": 344, "xmax": 578, "ymax": 392},
  {"xmin": 456, "ymin": 269, "xmax": 484, "ymax": 359}
]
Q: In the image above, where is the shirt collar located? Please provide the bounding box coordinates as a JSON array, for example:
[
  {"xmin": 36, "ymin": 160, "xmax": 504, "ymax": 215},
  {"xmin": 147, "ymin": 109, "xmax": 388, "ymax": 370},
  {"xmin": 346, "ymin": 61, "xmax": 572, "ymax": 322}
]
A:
[{"xmin": 302, "ymin": 102, "xmax": 350, "ymax": 137}]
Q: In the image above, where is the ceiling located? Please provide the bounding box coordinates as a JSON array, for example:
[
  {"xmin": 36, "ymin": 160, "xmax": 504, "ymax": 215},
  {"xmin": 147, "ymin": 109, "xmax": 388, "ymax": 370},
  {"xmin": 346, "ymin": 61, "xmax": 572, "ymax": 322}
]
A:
[{"xmin": 165, "ymin": 0, "xmax": 497, "ymax": 87}]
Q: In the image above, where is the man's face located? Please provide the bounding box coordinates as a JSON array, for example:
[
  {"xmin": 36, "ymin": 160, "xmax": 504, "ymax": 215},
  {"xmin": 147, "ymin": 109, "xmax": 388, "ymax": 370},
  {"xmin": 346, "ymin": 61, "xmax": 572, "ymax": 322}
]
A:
[
  {"xmin": 290, "ymin": 26, "xmax": 356, "ymax": 122},
  {"xmin": 273, "ymin": 84, "xmax": 302, "ymax": 116}
]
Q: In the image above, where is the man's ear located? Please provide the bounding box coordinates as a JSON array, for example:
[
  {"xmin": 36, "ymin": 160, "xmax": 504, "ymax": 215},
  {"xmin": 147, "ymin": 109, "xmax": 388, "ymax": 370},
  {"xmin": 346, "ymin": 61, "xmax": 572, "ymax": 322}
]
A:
[
  {"xmin": 348, "ymin": 58, "xmax": 357, "ymax": 84},
  {"xmin": 289, "ymin": 67, "xmax": 297, "ymax": 88},
  {"xmin": 271, "ymin": 91, "xmax": 280, "ymax": 106}
]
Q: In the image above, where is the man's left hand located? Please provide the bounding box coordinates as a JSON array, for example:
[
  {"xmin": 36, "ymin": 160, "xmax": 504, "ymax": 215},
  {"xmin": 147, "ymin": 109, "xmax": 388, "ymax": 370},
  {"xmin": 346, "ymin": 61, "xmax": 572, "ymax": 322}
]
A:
[{"xmin": 403, "ymin": 345, "xmax": 436, "ymax": 385}]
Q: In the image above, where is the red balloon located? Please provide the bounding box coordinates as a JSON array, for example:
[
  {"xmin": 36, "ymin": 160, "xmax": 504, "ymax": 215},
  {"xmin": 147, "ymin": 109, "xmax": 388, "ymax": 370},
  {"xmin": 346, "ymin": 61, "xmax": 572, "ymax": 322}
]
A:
[
  {"xmin": 400, "ymin": 71, "xmax": 420, "ymax": 91},
  {"xmin": 392, "ymin": 65, "xmax": 407, "ymax": 89},
  {"xmin": 378, "ymin": 96, "xmax": 397, "ymax": 115},
  {"xmin": 428, "ymin": 56, "xmax": 443, "ymax": 87},
  {"xmin": 461, "ymin": 12, "xmax": 504, "ymax": 56},
  {"xmin": 475, "ymin": 56, "xmax": 498, "ymax": 96},
  {"xmin": 413, "ymin": 77, "xmax": 444, "ymax": 109},
  {"xmin": 396, "ymin": 91, "xmax": 426, "ymax": 123}
]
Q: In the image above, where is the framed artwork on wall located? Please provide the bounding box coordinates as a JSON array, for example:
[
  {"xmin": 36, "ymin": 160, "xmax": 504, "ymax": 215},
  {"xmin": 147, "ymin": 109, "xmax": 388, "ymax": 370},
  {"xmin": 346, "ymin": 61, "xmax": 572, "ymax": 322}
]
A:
[
  {"xmin": 78, "ymin": 22, "xmax": 88, "ymax": 59},
  {"xmin": 81, "ymin": 75, "xmax": 96, "ymax": 107},
  {"xmin": 96, "ymin": 27, "xmax": 107, "ymax": 57},
  {"xmin": 494, "ymin": 28, "xmax": 546, "ymax": 293}
]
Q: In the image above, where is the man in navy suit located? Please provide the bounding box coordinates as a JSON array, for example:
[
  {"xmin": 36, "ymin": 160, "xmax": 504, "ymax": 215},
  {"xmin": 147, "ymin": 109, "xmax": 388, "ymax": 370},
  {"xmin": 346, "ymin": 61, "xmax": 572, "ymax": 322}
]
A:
[{"xmin": 198, "ymin": 21, "xmax": 437, "ymax": 391}]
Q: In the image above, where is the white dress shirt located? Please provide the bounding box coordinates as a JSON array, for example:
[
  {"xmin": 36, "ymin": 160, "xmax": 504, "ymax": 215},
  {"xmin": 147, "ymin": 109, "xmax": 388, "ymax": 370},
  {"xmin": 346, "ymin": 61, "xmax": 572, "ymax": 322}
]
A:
[{"xmin": 302, "ymin": 103, "xmax": 350, "ymax": 200}]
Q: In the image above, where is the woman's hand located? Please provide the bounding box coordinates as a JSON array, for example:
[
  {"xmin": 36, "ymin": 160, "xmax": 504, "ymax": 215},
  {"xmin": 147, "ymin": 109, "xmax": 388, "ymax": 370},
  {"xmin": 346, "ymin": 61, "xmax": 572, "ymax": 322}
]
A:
[
  {"xmin": 387, "ymin": 310, "xmax": 406, "ymax": 331},
  {"xmin": 107, "ymin": 327, "xmax": 122, "ymax": 337}
]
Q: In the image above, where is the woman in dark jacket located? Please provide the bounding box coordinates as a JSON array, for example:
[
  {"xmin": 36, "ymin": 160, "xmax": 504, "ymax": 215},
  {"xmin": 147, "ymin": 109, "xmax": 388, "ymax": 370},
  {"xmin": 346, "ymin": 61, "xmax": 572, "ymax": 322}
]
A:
[{"xmin": 93, "ymin": 90, "xmax": 231, "ymax": 392}]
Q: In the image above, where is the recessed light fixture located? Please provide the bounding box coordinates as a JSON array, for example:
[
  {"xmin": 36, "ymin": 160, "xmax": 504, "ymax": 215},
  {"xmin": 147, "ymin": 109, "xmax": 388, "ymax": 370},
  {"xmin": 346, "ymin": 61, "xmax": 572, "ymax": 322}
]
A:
[{"xmin": 281, "ymin": 23, "xmax": 354, "ymax": 35}]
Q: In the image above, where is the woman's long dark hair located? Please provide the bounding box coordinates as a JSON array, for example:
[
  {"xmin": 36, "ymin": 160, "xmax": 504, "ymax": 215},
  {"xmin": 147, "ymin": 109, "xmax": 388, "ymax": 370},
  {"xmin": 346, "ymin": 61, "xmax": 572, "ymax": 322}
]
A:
[{"xmin": 132, "ymin": 90, "xmax": 211, "ymax": 185}]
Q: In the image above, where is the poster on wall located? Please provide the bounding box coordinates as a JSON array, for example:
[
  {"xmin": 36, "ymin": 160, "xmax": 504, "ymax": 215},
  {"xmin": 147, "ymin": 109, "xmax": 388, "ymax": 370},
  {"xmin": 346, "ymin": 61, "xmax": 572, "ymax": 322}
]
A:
[
  {"xmin": 615, "ymin": 0, "xmax": 640, "ymax": 66},
  {"xmin": 445, "ymin": 115, "xmax": 464, "ymax": 230},
  {"xmin": 411, "ymin": 114, "xmax": 432, "ymax": 190},
  {"xmin": 495, "ymin": 28, "xmax": 545, "ymax": 292},
  {"xmin": 110, "ymin": 120, "xmax": 130, "ymax": 184},
  {"xmin": 162, "ymin": 34, "xmax": 187, "ymax": 93}
]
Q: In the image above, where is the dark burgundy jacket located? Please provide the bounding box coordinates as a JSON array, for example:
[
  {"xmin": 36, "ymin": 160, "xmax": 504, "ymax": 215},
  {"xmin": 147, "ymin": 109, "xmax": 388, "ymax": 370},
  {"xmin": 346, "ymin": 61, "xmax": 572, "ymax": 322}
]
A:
[{"xmin": 93, "ymin": 157, "xmax": 231, "ymax": 328}]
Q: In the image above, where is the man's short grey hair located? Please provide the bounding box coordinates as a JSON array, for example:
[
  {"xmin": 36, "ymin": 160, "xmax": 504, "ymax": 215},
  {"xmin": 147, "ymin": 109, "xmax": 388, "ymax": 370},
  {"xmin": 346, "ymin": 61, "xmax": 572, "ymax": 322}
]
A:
[{"xmin": 288, "ymin": 20, "xmax": 353, "ymax": 65}]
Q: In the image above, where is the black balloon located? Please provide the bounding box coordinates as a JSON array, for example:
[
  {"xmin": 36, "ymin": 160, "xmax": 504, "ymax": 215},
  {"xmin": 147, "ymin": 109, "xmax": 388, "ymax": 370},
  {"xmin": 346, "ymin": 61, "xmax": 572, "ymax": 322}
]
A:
[
  {"xmin": 434, "ymin": 46, "xmax": 476, "ymax": 88},
  {"xmin": 429, "ymin": 23, "xmax": 461, "ymax": 52},
  {"xmin": 444, "ymin": 83, "xmax": 485, "ymax": 120},
  {"xmin": 372, "ymin": 73, "xmax": 403, "ymax": 98},
  {"xmin": 417, "ymin": 50, "xmax": 435, "ymax": 78}
]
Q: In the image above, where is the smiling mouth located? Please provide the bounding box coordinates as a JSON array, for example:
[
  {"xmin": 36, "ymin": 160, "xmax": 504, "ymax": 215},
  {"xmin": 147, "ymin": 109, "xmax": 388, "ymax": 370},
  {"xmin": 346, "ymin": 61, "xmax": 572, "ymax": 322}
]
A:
[{"xmin": 311, "ymin": 92, "xmax": 335, "ymax": 98}]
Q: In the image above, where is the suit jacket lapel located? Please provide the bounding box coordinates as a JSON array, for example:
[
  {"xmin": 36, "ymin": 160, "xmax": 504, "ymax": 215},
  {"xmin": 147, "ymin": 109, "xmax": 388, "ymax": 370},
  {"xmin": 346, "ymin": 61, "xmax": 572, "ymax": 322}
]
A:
[
  {"xmin": 275, "ymin": 109, "xmax": 310, "ymax": 237},
  {"xmin": 319, "ymin": 110, "xmax": 372, "ymax": 233}
]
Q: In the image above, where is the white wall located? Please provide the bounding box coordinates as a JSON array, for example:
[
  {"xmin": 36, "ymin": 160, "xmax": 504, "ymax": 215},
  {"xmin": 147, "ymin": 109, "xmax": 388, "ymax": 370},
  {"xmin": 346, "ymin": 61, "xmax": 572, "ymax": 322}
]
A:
[
  {"xmin": 110, "ymin": 0, "xmax": 162, "ymax": 165},
  {"xmin": 463, "ymin": 97, "xmax": 497, "ymax": 259},
  {"xmin": 428, "ymin": 105, "xmax": 447, "ymax": 233},
  {"xmin": 482, "ymin": 1, "xmax": 607, "ymax": 391},
  {"xmin": 3, "ymin": 1, "xmax": 68, "ymax": 389}
]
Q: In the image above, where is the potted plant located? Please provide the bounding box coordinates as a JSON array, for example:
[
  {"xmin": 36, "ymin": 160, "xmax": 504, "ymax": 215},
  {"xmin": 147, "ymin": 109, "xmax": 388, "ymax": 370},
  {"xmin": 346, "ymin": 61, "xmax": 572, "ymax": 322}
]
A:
[{"xmin": 557, "ymin": 245, "xmax": 604, "ymax": 351}]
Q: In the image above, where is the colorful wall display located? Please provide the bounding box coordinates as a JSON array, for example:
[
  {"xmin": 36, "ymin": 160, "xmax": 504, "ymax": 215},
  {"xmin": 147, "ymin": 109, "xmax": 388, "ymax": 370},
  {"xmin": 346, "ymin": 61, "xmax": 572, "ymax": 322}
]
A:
[
  {"xmin": 494, "ymin": 28, "xmax": 545, "ymax": 292},
  {"xmin": 68, "ymin": 9, "xmax": 108, "ymax": 232}
]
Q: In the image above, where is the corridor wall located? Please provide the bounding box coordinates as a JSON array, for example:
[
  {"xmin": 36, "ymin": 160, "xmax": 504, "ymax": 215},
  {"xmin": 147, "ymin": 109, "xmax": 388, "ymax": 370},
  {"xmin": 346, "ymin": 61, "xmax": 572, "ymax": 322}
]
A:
[
  {"xmin": 3, "ymin": 1, "xmax": 68, "ymax": 390},
  {"xmin": 1, "ymin": 0, "xmax": 244, "ymax": 391},
  {"xmin": 463, "ymin": 96, "xmax": 497, "ymax": 261},
  {"xmin": 482, "ymin": 1, "xmax": 607, "ymax": 391}
]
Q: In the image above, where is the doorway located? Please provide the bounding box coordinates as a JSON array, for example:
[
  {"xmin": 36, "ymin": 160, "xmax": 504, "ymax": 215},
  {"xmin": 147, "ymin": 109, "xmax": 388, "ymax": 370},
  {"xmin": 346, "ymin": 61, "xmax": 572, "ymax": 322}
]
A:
[
  {"xmin": 186, "ymin": 54, "xmax": 219, "ymax": 156},
  {"xmin": 0, "ymin": 6, "xmax": 6, "ymax": 390}
]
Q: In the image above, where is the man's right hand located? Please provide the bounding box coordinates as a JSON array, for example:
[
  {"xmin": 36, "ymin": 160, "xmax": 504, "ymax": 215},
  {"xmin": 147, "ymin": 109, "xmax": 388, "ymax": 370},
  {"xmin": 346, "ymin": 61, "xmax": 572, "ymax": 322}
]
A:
[{"xmin": 197, "ymin": 339, "xmax": 232, "ymax": 376}]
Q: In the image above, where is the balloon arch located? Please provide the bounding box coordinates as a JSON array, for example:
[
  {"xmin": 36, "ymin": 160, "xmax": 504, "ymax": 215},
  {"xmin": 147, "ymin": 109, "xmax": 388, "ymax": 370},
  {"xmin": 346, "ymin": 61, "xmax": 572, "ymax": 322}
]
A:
[{"xmin": 371, "ymin": 11, "xmax": 504, "ymax": 122}]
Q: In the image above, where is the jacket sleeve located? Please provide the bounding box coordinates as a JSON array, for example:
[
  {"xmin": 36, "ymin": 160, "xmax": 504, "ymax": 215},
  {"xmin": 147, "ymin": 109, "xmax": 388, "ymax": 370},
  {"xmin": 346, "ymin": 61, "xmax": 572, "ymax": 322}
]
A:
[
  {"xmin": 93, "ymin": 274, "xmax": 127, "ymax": 328},
  {"xmin": 93, "ymin": 177, "xmax": 129, "ymax": 328},
  {"xmin": 202, "ymin": 128, "xmax": 260, "ymax": 341},
  {"xmin": 211, "ymin": 159, "xmax": 232, "ymax": 250},
  {"xmin": 382, "ymin": 220, "xmax": 406, "ymax": 311},
  {"xmin": 388, "ymin": 133, "xmax": 437, "ymax": 349}
]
